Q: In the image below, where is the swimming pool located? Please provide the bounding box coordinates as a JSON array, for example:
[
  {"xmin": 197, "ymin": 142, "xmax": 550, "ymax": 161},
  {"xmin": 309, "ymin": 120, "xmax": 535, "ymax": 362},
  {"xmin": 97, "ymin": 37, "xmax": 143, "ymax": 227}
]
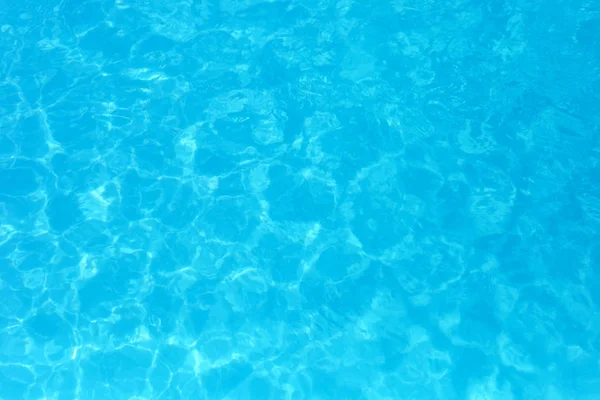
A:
[{"xmin": 1, "ymin": 0, "xmax": 599, "ymax": 398}]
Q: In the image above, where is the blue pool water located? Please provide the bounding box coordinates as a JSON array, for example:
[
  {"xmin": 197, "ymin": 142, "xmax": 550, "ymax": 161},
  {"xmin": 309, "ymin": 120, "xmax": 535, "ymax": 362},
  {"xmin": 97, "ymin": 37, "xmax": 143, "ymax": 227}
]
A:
[{"xmin": 1, "ymin": 0, "xmax": 599, "ymax": 399}]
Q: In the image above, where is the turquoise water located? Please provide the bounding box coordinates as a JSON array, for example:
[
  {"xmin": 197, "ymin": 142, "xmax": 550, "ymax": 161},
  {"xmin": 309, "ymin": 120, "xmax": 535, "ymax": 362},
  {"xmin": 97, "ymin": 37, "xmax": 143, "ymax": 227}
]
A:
[{"xmin": 1, "ymin": 0, "xmax": 599, "ymax": 399}]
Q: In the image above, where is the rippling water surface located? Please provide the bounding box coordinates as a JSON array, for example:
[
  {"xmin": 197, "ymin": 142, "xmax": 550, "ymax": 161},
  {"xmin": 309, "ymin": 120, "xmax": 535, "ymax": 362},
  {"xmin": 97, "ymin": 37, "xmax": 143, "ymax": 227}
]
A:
[{"xmin": 1, "ymin": 0, "xmax": 599, "ymax": 399}]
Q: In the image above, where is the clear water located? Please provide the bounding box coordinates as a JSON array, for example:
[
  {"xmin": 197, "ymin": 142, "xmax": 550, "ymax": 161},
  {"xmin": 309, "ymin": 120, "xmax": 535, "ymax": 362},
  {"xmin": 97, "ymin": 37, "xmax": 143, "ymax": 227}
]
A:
[{"xmin": 1, "ymin": 0, "xmax": 599, "ymax": 399}]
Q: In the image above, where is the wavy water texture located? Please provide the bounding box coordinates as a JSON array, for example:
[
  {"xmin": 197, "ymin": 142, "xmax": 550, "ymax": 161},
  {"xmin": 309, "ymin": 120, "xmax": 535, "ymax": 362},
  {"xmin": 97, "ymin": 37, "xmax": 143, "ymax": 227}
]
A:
[{"xmin": 0, "ymin": 0, "xmax": 599, "ymax": 399}]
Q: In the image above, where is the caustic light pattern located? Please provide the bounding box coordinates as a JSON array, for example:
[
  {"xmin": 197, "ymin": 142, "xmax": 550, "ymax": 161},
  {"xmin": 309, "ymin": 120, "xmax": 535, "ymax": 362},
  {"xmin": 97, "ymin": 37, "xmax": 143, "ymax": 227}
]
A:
[{"xmin": 0, "ymin": 0, "xmax": 599, "ymax": 399}]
